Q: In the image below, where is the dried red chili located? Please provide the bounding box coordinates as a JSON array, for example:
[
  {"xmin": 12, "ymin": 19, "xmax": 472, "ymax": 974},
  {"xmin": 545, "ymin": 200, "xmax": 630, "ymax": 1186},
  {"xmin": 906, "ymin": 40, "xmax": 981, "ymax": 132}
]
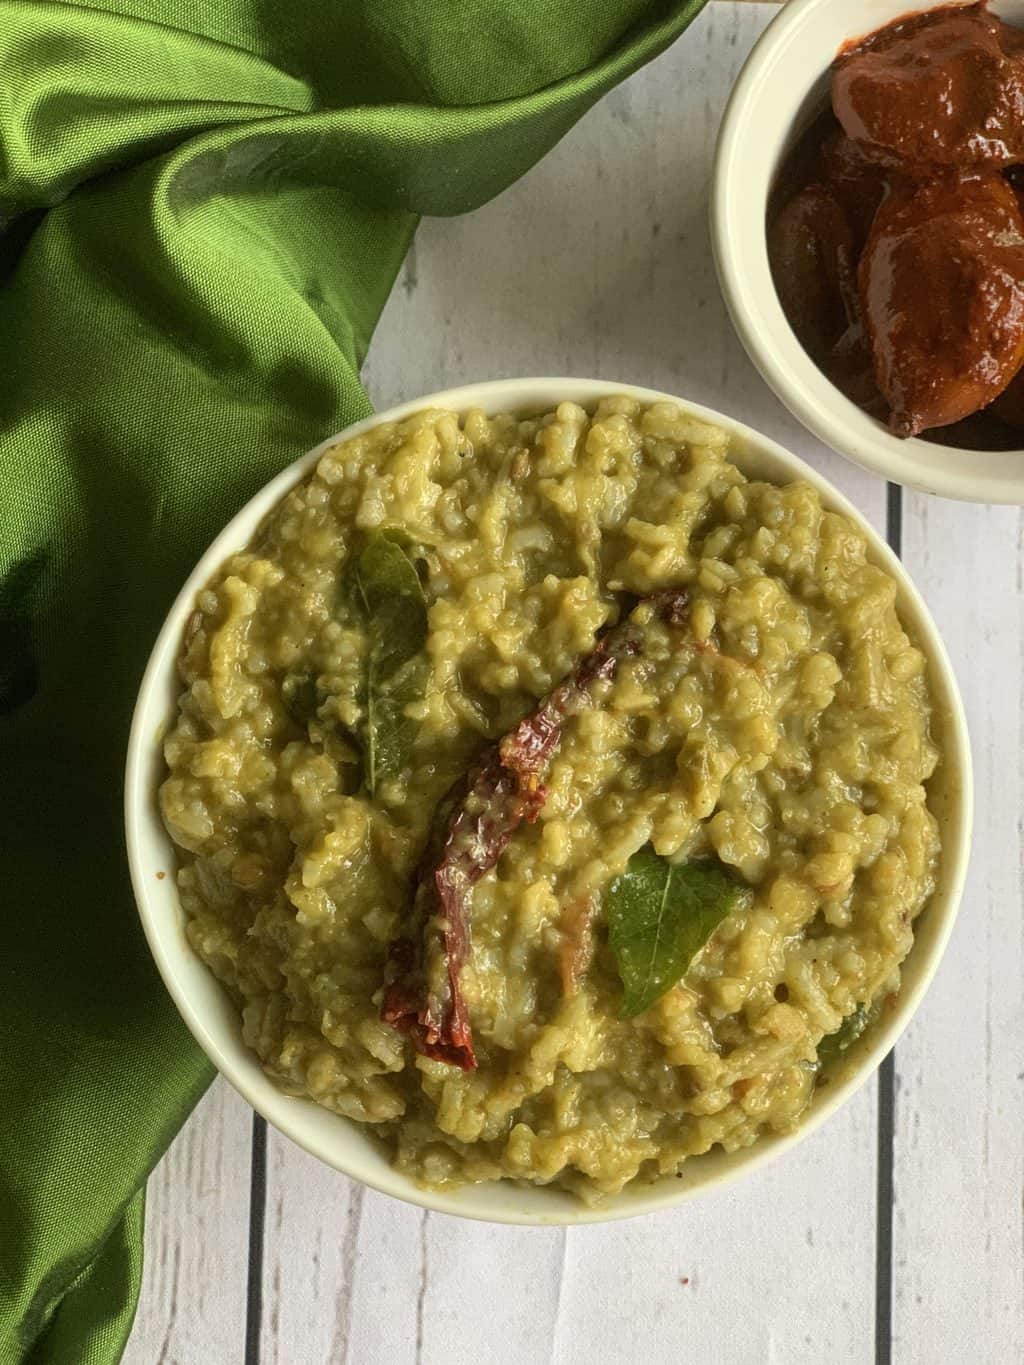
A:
[{"xmin": 380, "ymin": 588, "xmax": 689, "ymax": 1070}]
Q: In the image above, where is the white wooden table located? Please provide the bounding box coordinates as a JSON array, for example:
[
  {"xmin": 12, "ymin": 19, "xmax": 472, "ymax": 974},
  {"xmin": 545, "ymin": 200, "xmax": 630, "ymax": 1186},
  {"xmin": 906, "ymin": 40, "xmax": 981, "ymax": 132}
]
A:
[{"xmin": 123, "ymin": 6, "xmax": 1024, "ymax": 1362}]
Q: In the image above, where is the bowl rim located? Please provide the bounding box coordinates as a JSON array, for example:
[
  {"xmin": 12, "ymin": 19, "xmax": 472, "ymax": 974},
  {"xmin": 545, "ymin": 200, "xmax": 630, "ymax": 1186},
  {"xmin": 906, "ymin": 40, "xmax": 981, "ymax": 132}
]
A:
[
  {"xmin": 710, "ymin": 0, "xmax": 1024, "ymax": 505},
  {"xmin": 125, "ymin": 376, "xmax": 973, "ymax": 1225}
]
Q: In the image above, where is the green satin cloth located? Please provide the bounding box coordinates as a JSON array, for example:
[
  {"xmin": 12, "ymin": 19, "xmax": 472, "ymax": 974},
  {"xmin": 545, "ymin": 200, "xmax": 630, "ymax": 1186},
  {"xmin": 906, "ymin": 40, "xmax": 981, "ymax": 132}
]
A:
[{"xmin": 0, "ymin": 1, "xmax": 709, "ymax": 1358}]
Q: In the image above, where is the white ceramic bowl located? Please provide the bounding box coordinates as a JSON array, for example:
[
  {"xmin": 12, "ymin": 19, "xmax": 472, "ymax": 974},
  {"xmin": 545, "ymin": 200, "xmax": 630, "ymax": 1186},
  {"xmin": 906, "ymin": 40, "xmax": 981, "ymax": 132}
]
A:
[
  {"xmin": 126, "ymin": 378, "xmax": 972, "ymax": 1224},
  {"xmin": 712, "ymin": 0, "xmax": 1024, "ymax": 504}
]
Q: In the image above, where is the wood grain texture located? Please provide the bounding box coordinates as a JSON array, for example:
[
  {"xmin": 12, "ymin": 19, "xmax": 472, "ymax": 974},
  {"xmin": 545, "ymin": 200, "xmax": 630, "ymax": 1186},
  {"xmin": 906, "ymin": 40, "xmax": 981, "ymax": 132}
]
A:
[
  {"xmin": 893, "ymin": 501, "xmax": 1024, "ymax": 1364},
  {"xmin": 262, "ymin": 1107, "xmax": 878, "ymax": 1365},
  {"xmin": 122, "ymin": 1079, "xmax": 252, "ymax": 1365}
]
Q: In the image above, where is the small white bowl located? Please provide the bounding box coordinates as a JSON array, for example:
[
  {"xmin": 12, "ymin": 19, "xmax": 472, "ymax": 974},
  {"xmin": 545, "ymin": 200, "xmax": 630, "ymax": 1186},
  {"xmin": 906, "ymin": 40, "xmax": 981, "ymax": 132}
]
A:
[
  {"xmin": 125, "ymin": 378, "xmax": 972, "ymax": 1224},
  {"xmin": 712, "ymin": 0, "xmax": 1024, "ymax": 504}
]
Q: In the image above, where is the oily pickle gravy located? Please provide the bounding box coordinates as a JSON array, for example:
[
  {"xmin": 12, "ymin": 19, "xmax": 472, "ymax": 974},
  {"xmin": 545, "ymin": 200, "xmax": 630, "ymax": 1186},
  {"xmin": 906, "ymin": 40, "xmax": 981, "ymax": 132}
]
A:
[{"xmin": 768, "ymin": 2, "xmax": 1024, "ymax": 451}]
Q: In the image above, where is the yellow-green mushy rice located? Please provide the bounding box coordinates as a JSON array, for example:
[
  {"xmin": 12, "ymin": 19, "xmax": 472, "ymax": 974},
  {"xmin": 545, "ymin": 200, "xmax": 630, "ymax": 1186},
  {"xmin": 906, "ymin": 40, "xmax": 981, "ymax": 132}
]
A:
[{"xmin": 161, "ymin": 397, "xmax": 940, "ymax": 1202}]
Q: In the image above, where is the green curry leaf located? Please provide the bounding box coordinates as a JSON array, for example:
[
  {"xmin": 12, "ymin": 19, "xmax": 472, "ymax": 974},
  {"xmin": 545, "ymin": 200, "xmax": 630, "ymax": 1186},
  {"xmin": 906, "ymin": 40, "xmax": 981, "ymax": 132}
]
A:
[
  {"xmin": 348, "ymin": 530, "xmax": 429, "ymax": 793},
  {"xmin": 607, "ymin": 846, "xmax": 748, "ymax": 1017},
  {"xmin": 367, "ymin": 655, "xmax": 431, "ymax": 788},
  {"xmin": 816, "ymin": 1002, "xmax": 871, "ymax": 1069}
]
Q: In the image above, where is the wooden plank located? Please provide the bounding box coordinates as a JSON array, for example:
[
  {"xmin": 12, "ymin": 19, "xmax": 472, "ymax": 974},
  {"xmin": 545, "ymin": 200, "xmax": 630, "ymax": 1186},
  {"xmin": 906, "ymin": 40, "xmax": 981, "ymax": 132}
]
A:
[
  {"xmin": 892, "ymin": 499, "xmax": 1024, "ymax": 1363},
  {"xmin": 257, "ymin": 1141, "xmax": 421, "ymax": 1365},
  {"xmin": 259, "ymin": 8, "xmax": 885, "ymax": 1364},
  {"xmin": 122, "ymin": 1079, "xmax": 252, "ymax": 1365}
]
